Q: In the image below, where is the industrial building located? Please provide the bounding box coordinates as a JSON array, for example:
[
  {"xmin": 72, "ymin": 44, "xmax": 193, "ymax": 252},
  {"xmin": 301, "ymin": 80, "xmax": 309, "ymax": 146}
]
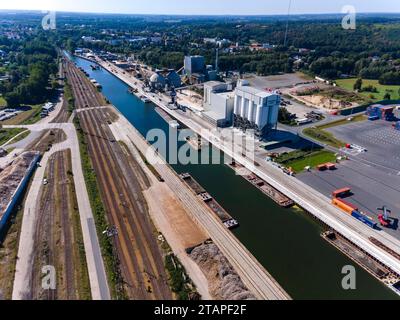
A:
[
  {"xmin": 149, "ymin": 69, "xmax": 182, "ymax": 91},
  {"xmin": 166, "ymin": 70, "xmax": 182, "ymax": 88},
  {"xmin": 184, "ymin": 55, "xmax": 205, "ymax": 75},
  {"xmin": 150, "ymin": 72, "xmax": 166, "ymax": 91},
  {"xmin": 202, "ymin": 81, "xmax": 235, "ymax": 127},
  {"xmin": 233, "ymin": 83, "xmax": 280, "ymax": 136},
  {"xmin": 183, "ymin": 54, "xmax": 220, "ymax": 84}
]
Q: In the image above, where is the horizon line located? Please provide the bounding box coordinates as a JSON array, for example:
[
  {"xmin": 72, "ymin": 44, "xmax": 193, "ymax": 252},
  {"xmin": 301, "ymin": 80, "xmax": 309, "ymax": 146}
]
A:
[{"xmin": 1, "ymin": 8, "xmax": 400, "ymax": 17}]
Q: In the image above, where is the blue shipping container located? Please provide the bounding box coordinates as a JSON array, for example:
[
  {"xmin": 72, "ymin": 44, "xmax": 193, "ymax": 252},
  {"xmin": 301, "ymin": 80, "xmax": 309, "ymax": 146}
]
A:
[{"xmin": 351, "ymin": 210, "xmax": 377, "ymax": 229}]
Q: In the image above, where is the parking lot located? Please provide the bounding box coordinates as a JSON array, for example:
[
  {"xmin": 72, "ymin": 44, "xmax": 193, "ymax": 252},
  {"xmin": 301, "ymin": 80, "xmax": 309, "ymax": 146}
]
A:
[
  {"xmin": 245, "ymin": 72, "xmax": 312, "ymax": 90},
  {"xmin": 327, "ymin": 120, "xmax": 400, "ymax": 173},
  {"xmin": 298, "ymin": 119, "xmax": 400, "ymax": 239}
]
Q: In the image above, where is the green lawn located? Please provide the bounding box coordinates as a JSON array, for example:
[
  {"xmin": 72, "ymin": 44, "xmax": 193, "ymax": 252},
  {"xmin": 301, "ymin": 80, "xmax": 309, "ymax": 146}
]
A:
[
  {"xmin": 302, "ymin": 114, "xmax": 366, "ymax": 148},
  {"xmin": 0, "ymin": 96, "xmax": 6, "ymax": 107},
  {"xmin": 318, "ymin": 114, "xmax": 366, "ymax": 130},
  {"xmin": 303, "ymin": 127, "xmax": 346, "ymax": 148},
  {"xmin": 335, "ymin": 78, "xmax": 400, "ymax": 101},
  {"xmin": 276, "ymin": 150, "xmax": 336, "ymax": 173},
  {"xmin": 0, "ymin": 128, "xmax": 26, "ymax": 146}
]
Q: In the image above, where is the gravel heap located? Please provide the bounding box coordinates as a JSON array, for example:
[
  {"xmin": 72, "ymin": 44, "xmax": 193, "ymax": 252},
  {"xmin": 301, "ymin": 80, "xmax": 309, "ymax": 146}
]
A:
[
  {"xmin": 190, "ymin": 242, "xmax": 256, "ymax": 300},
  {"xmin": 0, "ymin": 151, "xmax": 38, "ymax": 215}
]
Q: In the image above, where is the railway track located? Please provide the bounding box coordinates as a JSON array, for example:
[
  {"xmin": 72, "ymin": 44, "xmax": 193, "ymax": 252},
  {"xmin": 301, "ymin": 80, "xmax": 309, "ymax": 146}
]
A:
[
  {"xmin": 64, "ymin": 60, "xmax": 172, "ymax": 300},
  {"xmin": 58, "ymin": 151, "xmax": 76, "ymax": 298},
  {"xmin": 30, "ymin": 149, "xmax": 83, "ymax": 300},
  {"xmin": 31, "ymin": 152, "xmax": 58, "ymax": 300}
]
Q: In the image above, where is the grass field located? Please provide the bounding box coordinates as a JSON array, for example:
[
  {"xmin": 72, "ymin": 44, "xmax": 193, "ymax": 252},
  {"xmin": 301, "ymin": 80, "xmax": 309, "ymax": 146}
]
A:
[
  {"xmin": 335, "ymin": 78, "xmax": 400, "ymax": 101},
  {"xmin": 318, "ymin": 114, "xmax": 366, "ymax": 130},
  {"xmin": 276, "ymin": 150, "xmax": 336, "ymax": 173},
  {"xmin": 0, "ymin": 96, "xmax": 6, "ymax": 107},
  {"xmin": 0, "ymin": 128, "xmax": 26, "ymax": 146},
  {"xmin": 303, "ymin": 127, "xmax": 346, "ymax": 148}
]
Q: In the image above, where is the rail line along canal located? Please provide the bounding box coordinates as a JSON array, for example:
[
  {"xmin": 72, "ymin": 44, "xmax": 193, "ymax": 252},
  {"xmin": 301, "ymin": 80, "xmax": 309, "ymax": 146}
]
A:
[
  {"xmin": 70, "ymin": 53, "xmax": 398, "ymax": 299},
  {"xmin": 64, "ymin": 58, "xmax": 173, "ymax": 300}
]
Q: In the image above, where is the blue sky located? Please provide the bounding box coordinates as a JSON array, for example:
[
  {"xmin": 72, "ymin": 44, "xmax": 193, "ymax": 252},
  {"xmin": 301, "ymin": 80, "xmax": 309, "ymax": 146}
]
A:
[{"xmin": 0, "ymin": 0, "xmax": 399, "ymax": 15}]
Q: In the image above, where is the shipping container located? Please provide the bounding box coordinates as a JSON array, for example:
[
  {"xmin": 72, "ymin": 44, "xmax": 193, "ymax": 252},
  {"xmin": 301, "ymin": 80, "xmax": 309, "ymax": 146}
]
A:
[
  {"xmin": 332, "ymin": 198, "xmax": 358, "ymax": 214},
  {"xmin": 368, "ymin": 115, "xmax": 379, "ymax": 121},
  {"xmin": 351, "ymin": 210, "xmax": 377, "ymax": 229},
  {"xmin": 326, "ymin": 163, "xmax": 336, "ymax": 170},
  {"xmin": 332, "ymin": 187, "xmax": 351, "ymax": 198}
]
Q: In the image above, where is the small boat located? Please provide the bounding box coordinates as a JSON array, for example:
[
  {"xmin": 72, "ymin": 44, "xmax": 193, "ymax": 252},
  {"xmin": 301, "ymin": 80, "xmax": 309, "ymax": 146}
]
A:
[{"xmin": 90, "ymin": 64, "xmax": 100, "ymax": 70}]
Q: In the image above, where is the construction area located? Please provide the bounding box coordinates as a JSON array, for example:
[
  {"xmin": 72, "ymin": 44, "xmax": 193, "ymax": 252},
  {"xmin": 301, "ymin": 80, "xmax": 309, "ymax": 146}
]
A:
[
  {"xmin": 0, "ymin": 151, "xmax": 40, "ymax": 241},
  {"xmin": 189, "ymin": 241, "xmax": 256, "ymax": 300}
]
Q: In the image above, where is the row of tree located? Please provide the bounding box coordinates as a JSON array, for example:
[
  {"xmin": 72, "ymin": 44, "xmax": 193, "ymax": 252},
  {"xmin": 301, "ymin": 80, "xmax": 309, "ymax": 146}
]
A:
[{"xmin": 0, "ymin": 37, "xmax": 58, "ymax": 108}]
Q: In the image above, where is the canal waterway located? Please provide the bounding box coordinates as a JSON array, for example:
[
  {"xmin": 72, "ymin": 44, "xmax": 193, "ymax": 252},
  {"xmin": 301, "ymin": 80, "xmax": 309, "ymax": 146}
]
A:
[{"xmin": 71, "ymin": 54, "xmax": 397, "ymax": 299}]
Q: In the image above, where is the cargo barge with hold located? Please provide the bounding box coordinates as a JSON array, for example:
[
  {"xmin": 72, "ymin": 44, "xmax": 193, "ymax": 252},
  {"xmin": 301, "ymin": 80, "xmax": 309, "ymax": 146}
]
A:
[
  {"xmin": 179, "ymin": 173, "xmax": 239, "ymax": 229},
  {"xmin": 228, "ymin": 161, "xmax": 294, "ymax": 208},
  {"xmin": 323, "ymin": 231, "xmax": 400, "ymax": 296}
]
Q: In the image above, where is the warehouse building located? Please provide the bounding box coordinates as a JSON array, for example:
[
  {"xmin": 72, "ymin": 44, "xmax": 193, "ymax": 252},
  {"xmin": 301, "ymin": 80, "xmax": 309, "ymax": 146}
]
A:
[{"xmin": 233, "ymin": 84, "xmax": 280, "ymax": 136}]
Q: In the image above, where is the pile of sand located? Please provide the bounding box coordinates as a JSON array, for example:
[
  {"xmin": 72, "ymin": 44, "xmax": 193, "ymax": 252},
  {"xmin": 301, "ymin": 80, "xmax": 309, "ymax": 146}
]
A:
[
  {"xmin": 0, "ymin": 151, "xmax": 38, "ymax": 214},
  {"xmin": 189, "ymin": 242, "xmax": 256, "ymax": 300}
]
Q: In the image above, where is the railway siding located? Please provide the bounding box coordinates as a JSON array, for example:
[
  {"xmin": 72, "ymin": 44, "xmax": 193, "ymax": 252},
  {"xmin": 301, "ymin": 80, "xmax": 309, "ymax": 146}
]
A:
[{"xmin": 66, "ymin": 60, "xmax": 172, "ymax": 300}]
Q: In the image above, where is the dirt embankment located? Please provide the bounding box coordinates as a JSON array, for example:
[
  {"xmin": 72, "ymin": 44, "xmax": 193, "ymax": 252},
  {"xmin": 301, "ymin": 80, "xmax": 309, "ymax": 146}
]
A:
[
  {"xmin": 0, "ymin": 151, "xmax": 38, "ymax": 215},
  {"xmin": 189, "ymin": 242, "xmax": 256, "ymax": 300}
]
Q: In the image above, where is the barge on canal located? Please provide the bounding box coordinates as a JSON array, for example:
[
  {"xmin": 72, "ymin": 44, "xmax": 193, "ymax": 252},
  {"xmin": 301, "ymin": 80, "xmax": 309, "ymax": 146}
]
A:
[
  {"xmin": 179, "ymin": 173, "xmax": 239, "ymax": 229},
  {"xmin": 228, "ymin": 162, "xmax": 294, "ymax": 208}
]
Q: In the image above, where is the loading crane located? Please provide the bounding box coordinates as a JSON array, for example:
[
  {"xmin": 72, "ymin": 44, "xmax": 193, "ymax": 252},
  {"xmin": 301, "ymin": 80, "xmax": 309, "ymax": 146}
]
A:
[{"xmin": 377, "ymin": 206, "xmax": 391, "ymax": 227}]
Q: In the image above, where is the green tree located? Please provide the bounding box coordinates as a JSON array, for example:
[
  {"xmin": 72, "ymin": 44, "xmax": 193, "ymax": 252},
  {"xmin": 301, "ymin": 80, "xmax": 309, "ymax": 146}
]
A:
[
  {"xmin": 384, "ymin": 92, "xmax": 391, "ymax": 100},
  {"xmin": 5, "ymin": 91, "xmax": 20, "ymax": 108},
  {"xmin": 353, "ymin": 78, "xmax": 362, "ymax": 91}
]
